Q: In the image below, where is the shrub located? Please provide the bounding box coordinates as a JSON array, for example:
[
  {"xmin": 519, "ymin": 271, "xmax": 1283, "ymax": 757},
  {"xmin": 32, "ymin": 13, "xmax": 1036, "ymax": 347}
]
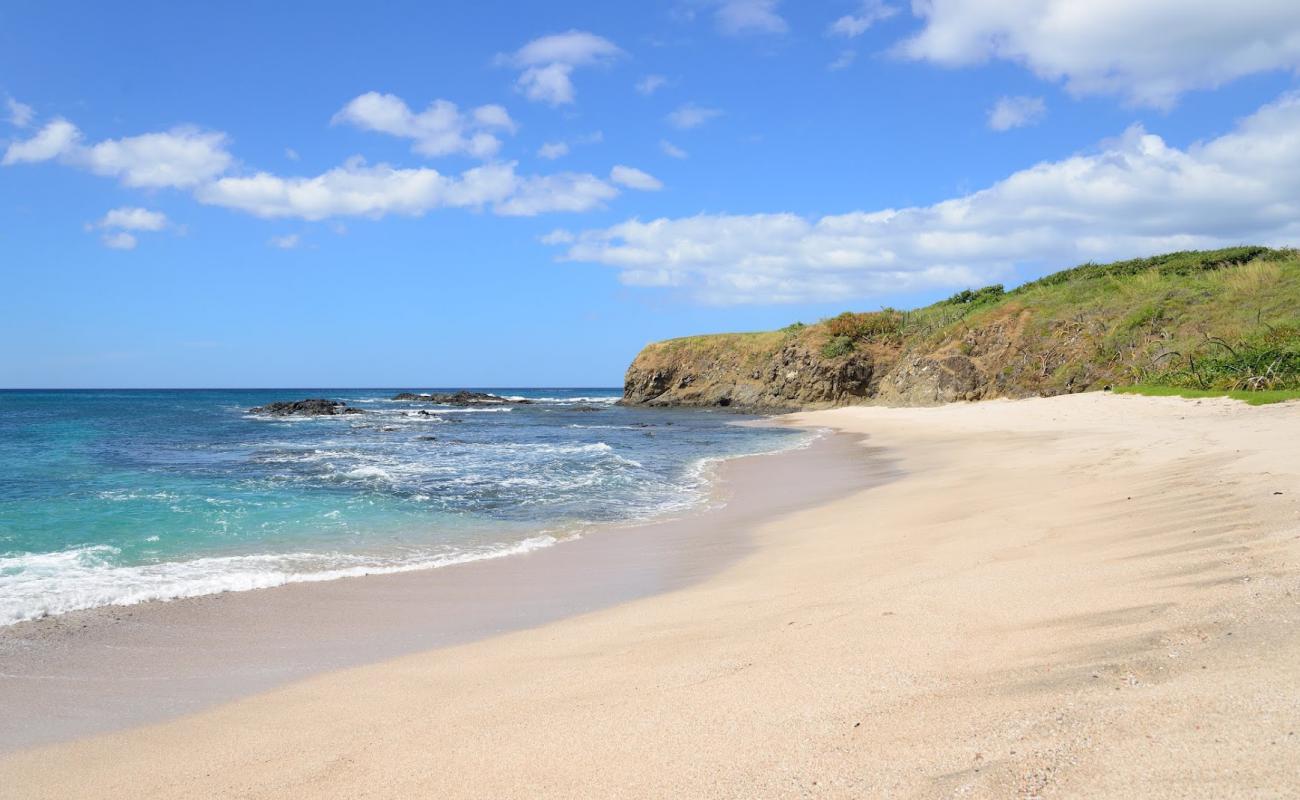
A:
[
  {"xmin": 824, "ymin": 311, "xmax": 904, "ymax": 340},
  {"xmin": 943, "ymin": 284, "xmax": 1005, "ymax": 306},
  {"xmin": 780, "ymin": 321, "xmax": 807, "ymax": 334},
  {"xmin": 821, "ymin": 335, "xmax": 856, "ymax": 359}
]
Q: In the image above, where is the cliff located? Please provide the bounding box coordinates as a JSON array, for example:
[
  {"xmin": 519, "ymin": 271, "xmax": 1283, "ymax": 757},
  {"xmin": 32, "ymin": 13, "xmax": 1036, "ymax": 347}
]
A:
[{"xmin": 623, "ymin": 247, "xmax": 1300, "ymax": 409}]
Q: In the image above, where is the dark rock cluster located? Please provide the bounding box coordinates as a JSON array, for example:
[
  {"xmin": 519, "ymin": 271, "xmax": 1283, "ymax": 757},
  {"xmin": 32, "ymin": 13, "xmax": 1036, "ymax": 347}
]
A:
[
  {"xmin": 248, "ymin": 398, "xmax": 364, "ymax": 416},
  {"xmin": 391, "ymin": 391, "xmax": 533, "ymax": 406}
]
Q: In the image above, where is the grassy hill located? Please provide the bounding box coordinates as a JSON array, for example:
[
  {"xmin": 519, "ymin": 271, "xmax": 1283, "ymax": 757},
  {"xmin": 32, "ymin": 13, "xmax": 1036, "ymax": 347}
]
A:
[{"xmin": 622, "ymin": 246, "xmax": 1300, "ymax": 408}]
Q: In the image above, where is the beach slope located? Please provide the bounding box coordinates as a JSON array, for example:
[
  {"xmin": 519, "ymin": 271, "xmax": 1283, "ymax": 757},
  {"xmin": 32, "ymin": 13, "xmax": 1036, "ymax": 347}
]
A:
[{"xmin": 3, "ymin": 393, "xmax": 1298, "ymax": 798}]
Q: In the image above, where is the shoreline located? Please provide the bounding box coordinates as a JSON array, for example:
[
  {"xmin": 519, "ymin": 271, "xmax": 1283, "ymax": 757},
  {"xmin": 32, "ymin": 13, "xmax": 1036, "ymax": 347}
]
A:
[
  {"xmin": 0, "ymin": 429, "xmax": 891, "ymax": 752},
  {"xmin": 4, "ymin": 393, "xmax": 1299, "ymax": 797}
]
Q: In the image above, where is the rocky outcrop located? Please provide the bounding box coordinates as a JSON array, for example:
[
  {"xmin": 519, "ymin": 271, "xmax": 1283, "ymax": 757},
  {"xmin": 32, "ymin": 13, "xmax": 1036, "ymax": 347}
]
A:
[
  {"xmin": 623, "ymin": 335, "xmax": 881, "ymax": 409},
  {"xmin": 248, "ymin": 399, "xmax": 364, "ymax": 416},
  {"xmin": 392, "ymin": 391, "xmax": 533, "ymax": 405},
  {"xmin": 621, "ymin": 304, "xmax": 1135, "ymax": 409}
]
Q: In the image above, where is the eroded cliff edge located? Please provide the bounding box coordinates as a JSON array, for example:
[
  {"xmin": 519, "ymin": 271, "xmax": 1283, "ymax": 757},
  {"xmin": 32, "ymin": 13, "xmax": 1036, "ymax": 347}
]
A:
[{"xmin": 622, "ymin": 247, "xmax": 1300, "ymax": 409}]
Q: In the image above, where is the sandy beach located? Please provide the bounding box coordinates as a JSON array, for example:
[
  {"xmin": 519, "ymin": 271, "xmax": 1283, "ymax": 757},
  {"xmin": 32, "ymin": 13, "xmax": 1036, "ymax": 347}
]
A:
[{"xmin": 3, "ymin": 393, "xmax": 1299, "ymax": 798}]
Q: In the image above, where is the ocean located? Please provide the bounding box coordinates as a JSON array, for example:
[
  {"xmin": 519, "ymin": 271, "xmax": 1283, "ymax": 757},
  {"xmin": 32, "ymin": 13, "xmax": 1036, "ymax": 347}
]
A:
[{"xmin": 0, "ymin": 389, "xmax": 811, "ymax": 625}]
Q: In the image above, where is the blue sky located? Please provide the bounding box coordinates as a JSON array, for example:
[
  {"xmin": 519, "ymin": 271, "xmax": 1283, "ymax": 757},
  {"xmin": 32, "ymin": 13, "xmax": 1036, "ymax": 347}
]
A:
[{"xmin": 3, "ymin": 1, "xmax": 1300, "ymax": 387}]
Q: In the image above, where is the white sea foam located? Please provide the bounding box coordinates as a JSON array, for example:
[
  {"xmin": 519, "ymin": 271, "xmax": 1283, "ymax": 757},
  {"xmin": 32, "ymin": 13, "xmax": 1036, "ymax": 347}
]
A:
[{"xmin": 0, "ymin": 535, "xmax": 560, "ymax": 626}]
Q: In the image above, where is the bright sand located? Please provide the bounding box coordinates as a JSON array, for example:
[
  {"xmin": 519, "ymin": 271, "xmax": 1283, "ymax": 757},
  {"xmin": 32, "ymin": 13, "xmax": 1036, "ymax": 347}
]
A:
[{"xmin": 3, "ymin": 393, "xmax": 1298, "ymax": 798}]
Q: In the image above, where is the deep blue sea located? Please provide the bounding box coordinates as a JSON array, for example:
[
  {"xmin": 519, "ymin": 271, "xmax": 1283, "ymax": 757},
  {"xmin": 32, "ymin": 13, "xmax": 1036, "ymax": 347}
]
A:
[{"xmin": 0, "ymin": 389, "xmax": 810, "ymax": 624}]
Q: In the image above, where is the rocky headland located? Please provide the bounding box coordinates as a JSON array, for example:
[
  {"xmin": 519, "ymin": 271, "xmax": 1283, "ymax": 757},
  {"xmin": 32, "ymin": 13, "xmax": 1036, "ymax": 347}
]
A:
[{"xmin": 623, "ymin": 247, "xmax": 1300, "ymax": 409}]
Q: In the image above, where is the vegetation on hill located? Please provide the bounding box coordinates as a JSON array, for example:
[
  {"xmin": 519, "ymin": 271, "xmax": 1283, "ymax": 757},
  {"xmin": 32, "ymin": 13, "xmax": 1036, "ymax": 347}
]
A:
[{"xmin": 623, "ymin": 247, "xmax": 1300, "ymax": 408}]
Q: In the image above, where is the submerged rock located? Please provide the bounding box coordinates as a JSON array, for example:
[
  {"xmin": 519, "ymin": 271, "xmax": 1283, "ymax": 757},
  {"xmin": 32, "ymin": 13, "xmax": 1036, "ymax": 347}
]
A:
[
  {"xmin": 247, "ymin": 398, "xmax": 364, "ymax": 416},
  {"xmin": 391, "ymin": 391, "xmax": 533, "ymax": 406}
]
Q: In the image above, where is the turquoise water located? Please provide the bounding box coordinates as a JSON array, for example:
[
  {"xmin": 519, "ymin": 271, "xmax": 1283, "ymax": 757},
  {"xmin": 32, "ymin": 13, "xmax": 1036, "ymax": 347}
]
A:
[{"xmin": 0, "ymin": 389, "xmax": 810, "ymax": 624}]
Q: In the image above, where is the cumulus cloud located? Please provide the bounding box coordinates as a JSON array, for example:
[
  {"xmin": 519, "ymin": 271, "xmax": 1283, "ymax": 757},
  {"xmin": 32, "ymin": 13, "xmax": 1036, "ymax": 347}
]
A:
[
  {"xmin": 828, "ymin": 1, "xmax": 897, "ymax": 37},
  {"xmin": 2, "ymin": 119, "xmax": 232, "ymax": 188},
  {"xmin": 715, "ymin": 0, "xmax": 788, "ymax": 36},
  {"xmin": 636, "ymin": 74, "xmax": 669, "ymax": 95},
  {"xmin": 81, "ymin": 128, "xmax": 232, "ymax": 187},
  {"xmin": 550, "ymin": 92, "xmax": 1300, "ymax": 303},
  {"xmin": 197, "ymin": 158, "xmax": 517, "ymax": 220},
  {"xmin": 332, "ymin": 92, "xmax": 515, "ymax": 159},
  {"xmin": 197, "ymin": 157, "xmax": 628, "ymax": 220},
  {"xmin": 660, "ymin": 139, "xmax": 689, "ymax": 159},
  {"xmin": 987, "ymin": 96, "xmax": 1046, "ymax": 131},
  {"xmin": 494, "ymin": 172, "xmax": 620, "ymax": 216},
  {"xmin": 268, "ymin": 234, "xmax": 301, "ymax": 249},
  {"xmin": 94, "ymin": 207, "xmax": 169, "ymax": 231},
  {"xmin": 537, "ymin": 130, "xmax": 603, "ymax": 160},
  {"xmin": 101, "ymin": 231, "xmax": 138, "ymax": 250},
  {"xmin": 500, "ymin": 31, "xmax": 624, "ymax": 106},
  {"xmin": 538, "ymin": 141, "xmax": 570, "ymax": 160},
  {"xmin": 6, "ymin": 97, "xmax": 34, "ymax": 127},
  {"xmin": 610, "ymin": 165, "xmax": 664, "ymax": 191},
  {"xmin": 88, "ymin": 206, "xmax": 170, "ymax": 249},
  {"xmin": 1, "ymin": 118, "xmax": 79, "ymax": 164},
  {"xmin": 899, "ymin": 0, "xmax": 1300, "ymax": 107},
  {"xmin": 667, "ymin": 103, "xmax": 722, "ymax": 129}
]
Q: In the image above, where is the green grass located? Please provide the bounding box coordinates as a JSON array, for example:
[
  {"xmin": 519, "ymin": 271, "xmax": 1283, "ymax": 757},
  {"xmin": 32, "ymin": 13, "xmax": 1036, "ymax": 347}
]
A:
[{"xmin": 1112, "ymin": 385, "xmax": 1300, "ymax": 405}]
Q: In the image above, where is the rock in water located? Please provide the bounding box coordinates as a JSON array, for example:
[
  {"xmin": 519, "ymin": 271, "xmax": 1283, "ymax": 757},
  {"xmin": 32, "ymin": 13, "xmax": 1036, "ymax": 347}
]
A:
[
  {"xmin": 391, "ymin": 391, "xmax": 533, "ymax": 406},
  {"xmin": 247, "ymin": 398, "xmax": 364, "ymax": 416}
]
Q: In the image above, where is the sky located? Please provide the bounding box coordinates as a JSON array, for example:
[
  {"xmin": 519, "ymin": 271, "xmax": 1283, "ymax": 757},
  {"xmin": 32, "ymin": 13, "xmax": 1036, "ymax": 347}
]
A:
[{"xmin": 3, "ymin": 0, "xmax": 1300, "ymax": 388}]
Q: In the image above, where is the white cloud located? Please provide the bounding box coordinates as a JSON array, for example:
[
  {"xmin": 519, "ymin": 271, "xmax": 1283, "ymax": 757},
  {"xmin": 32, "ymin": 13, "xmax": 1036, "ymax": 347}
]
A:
[
  {"xmin": 88, "ymin": 206, "xmax": 169, "ymax": 249},
  {"xmin": 332, "ymin": 92, "xmax": 515, "ymax": 158},
  {"xmin": 667, "ymin": 103, "xmax": 722, "ymax": 129},
  {"xmin": 81, "ymin": 128, "xmax": 232, "ymax": 188},
  {"xmin": 540, "ymin": 229, "xmax": 575, "ymax": 245},
  {"xmin": 828, "ymin": 50, "xmax": 857, "ymax": 71},
  {"xmin": 494, "ymin": 172, "xmax": 620, "ymax": 216},
  {"xmin": 715, "ymin": 0, "xmax": 788, "ymax": 36},
  {"xmin": 6, "ymin": 97, "xmax": 34, "ymax": 127},
  {"xmin": 636, "ymin": 75, "xmax": 669, "ymax": 95},
  {"xmin": 828, "ymin": 1, "xmax": 897, "ymax": 37},
  {"xmin": 660, "ymin": 139, "xmax": 689, "ymax": 159},
  {"xmin": 517, "ymin": 64, "xmax": 578, "ymax": 106},
  {"xmin": 500, "ymin": 31, "xmax": 624, "ymax": 106},
  {"xmin": 2, "ymin": 119, "xmax": 79, "ymax": 164},
  {"xmin": 538, "ymin": 141, "xmax": 570, "ymax": 159},
  {"xmin": 95, "ymin": 207, "xmax": 168, "ymax": 231},
  {"xmin": 610, "ymin": 165, "xmax": 664, "ymax": 191},
  {"xmin": 899, "ymin": 0, "xmax": 1300, "ymax": 108},
  {"xmin": 550, "ymin": 92, "xmax": 1300, "ymax": 303},
  {"xmin": 197, "ymin": 158, "xmax": 517, "ymax": 220},
  {"xmin": 3, "ymin": 119, "xmax": 231, "ymax": 188},
  {"xmin": 269, "ymin": 234, "xmax": 301, "ymax": 249},
  {"xmin": 197, "ymin": 157, "xmax": 625, "ymax": 220},
  {"xmin": 102, "ymin": 231, "xmax": 137, "ymax": 250},
  {"xmin": 536, "ymin": 131, "xmax": 603, "ymax": 161},
  {"xmin": 987, "ymin": 96, "xmax": 1046, "ymax": 131}
]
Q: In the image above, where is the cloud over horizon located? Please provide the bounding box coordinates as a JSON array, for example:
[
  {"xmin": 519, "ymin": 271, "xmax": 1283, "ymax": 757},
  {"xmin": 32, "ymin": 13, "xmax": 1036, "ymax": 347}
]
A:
[{"xmin": 549, "ymin": 92, "xmax": 1300, "ymax": 303}]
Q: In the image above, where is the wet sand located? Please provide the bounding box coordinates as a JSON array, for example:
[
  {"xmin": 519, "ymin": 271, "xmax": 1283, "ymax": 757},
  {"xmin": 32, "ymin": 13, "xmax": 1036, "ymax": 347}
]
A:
[{"xmin": 3, "ymin": 393, "xmax": 1299, "ymax": 798}]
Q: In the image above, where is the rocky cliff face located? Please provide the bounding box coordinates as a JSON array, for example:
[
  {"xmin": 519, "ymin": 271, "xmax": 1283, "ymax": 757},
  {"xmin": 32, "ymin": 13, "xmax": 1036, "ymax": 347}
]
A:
[
  {"xmin": 623, "ymin": 305, "xmax": 1125, "ymax": 409},
  {"xmin": 624, "ymin": 335, "xmax": 880, "ymax": 409}
]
